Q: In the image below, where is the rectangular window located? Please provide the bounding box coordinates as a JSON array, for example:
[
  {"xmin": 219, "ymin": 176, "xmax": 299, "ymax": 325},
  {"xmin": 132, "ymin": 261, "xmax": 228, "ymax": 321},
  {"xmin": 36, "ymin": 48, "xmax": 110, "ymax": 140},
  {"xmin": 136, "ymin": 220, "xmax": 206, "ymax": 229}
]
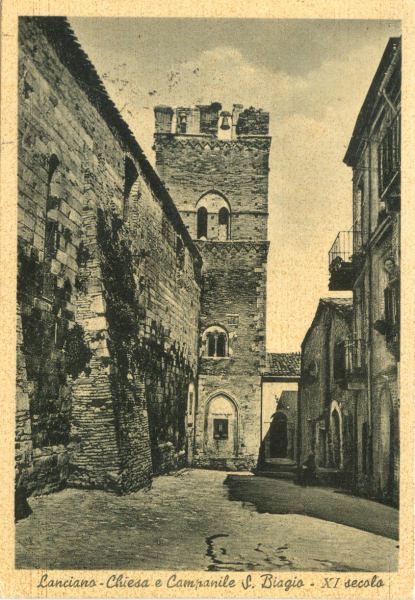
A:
[{"xmin": 213, "ymin": 418, "xmax": 228, "ymax": 440}]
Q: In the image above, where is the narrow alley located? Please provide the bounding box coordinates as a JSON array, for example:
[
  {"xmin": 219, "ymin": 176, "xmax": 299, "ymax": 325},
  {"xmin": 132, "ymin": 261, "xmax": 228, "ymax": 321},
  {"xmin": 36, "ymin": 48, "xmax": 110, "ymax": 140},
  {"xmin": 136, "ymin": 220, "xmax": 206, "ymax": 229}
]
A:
[{"xmin": 16, "ymin": 470, "xmax": 398, "ymax": 572}]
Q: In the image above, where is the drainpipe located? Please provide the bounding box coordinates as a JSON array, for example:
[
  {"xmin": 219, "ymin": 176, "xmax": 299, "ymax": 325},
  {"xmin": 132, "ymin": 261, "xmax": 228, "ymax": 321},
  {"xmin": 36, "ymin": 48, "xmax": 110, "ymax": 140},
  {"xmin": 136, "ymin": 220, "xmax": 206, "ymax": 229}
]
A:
[
  {"xmin": 325, "ymin": 311, "xmax": 332, "ymax": 465},
  {"xmin": 297, "ymin": 348, "xmax": 304, "ymax": 468}
]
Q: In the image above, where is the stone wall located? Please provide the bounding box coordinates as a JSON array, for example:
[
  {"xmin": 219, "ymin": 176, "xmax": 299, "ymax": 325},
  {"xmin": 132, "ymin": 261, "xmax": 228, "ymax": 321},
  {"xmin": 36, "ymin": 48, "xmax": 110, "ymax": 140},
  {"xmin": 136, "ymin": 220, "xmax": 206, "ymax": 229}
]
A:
[
  {"xmin": 154, "ymin": 135, "xmax": 270, "ymax": 241},
  {"xmin": 192, "ymin": 241, "xmax": 268, "ymax": 469},
  {"xmin": 17, "ymin": 17, "xmax": 201, "ymax": 495}
]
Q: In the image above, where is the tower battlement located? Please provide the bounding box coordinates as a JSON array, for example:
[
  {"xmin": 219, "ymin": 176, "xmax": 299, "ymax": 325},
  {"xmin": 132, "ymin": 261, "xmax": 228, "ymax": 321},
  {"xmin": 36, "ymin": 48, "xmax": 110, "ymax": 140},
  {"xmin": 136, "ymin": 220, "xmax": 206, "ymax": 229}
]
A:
[{"xmin": 154, "ymin": 103, "xmax": 269, "ymax": 137}]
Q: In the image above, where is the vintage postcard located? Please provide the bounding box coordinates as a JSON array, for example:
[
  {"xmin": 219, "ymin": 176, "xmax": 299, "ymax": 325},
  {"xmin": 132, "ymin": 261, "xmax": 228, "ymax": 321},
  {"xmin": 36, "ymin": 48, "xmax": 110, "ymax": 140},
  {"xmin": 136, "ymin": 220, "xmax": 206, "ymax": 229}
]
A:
[{"xmin": 1, "ymin": 0, "xmax": 414, "ymax": 598}]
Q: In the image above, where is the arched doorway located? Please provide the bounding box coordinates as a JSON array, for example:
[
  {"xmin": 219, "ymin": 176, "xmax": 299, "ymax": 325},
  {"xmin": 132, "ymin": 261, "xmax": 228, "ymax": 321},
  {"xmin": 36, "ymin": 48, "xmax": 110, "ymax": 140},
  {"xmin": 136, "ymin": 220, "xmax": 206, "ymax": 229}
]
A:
[
  {"xmin": 331, "ymin": 409, "xmax": 341, "ymax": 468},
  {"xmin": 269, "ymin": 412, "xmax": 288, "ymax": 458},
  {"xmin": 378, "ymin": 388, "xmax": 393, "ymax": 494},
  {"xmin": 205, "ymin": 394, "xmax": 238, "ymax": 457}
]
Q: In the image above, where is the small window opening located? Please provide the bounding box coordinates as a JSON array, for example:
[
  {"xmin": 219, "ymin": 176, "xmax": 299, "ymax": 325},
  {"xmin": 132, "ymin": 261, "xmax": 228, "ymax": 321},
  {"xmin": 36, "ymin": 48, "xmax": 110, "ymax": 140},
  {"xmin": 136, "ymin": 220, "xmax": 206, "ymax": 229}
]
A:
[
  {"xmin": 208, "ymin": 334, "xmax": 216, "ymax": 357},
  {"xmin": 213, "ymin": 418, "xmax": 229, "ymax": 440},
  {"xmin": 197, "ymin": 206, "xmax": 208, "ymax": 239},
  {"xmin": 218, "ymin": 207, "xmax": 230, "ymax": 240},
  {"xmin": 178, "ymin": 113, "xmax": 187, "ymax": 134},
  {"xmin": 217, "ymin": 333, "xmax": 226, "ymax": 356}
]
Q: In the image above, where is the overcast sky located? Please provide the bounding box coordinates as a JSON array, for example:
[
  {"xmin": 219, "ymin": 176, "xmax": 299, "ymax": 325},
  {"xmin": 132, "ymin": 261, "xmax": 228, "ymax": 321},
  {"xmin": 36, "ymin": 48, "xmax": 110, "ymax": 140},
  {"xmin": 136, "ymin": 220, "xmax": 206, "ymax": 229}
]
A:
[{"xmin": 69, "ymin": 18, "xmax": 401, "ymax": 352}]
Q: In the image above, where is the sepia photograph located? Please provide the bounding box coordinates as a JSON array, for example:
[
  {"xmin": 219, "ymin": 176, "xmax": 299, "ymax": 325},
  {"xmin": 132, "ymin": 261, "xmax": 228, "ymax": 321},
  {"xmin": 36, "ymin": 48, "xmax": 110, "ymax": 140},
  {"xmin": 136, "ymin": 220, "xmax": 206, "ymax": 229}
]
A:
[{"xmin": 5, "ymin": 3, "xmax": 412, "ymax": 593}]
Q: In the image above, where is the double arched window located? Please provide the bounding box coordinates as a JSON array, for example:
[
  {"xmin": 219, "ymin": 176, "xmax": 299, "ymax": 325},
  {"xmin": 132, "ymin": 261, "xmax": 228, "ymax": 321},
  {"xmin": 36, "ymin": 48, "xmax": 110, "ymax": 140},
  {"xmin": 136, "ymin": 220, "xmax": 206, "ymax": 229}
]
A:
[
  {"xmin": 196, "ymin": 192, "xmax": 231, "ymax": 240},
  {"xmin": 202, "ymin": 325, "xmax": 229, "ymax": 358}
]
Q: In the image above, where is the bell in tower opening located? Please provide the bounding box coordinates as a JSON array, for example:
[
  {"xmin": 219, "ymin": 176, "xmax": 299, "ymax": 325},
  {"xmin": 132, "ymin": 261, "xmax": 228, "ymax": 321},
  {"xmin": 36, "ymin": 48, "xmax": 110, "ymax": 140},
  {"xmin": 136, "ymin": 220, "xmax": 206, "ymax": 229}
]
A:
[{"xmin": 220, "ymin": 111, "xmax": 231, "ymax": 130}]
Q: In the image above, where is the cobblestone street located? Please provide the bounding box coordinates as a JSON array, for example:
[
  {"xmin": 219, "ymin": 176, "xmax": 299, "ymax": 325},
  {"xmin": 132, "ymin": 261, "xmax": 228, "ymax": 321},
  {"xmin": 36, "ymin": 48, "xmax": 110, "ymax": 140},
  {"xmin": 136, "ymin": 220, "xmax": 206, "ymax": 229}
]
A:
[{"xmin": 16, "ymin": 470, "xmax": 398, "ymax": 571}]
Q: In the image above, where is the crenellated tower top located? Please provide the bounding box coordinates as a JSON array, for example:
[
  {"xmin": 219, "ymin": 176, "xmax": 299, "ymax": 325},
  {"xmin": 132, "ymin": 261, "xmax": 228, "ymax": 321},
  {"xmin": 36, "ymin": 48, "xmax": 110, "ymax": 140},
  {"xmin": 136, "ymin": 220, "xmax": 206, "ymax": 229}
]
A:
[{"xmin": 154, "ymin": 103, "xmax": 269, "ymax": 138}]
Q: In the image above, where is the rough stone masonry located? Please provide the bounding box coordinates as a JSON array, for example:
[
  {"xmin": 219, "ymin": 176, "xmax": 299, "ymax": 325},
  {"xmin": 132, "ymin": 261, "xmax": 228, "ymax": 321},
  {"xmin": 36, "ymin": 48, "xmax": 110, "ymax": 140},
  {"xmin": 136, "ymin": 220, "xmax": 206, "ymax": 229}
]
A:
[
  {"xmin": 16, "ymin": 17, "xmax": 273, "ymax": 498},
  {"xmin": 17, "ymin": 17, "xmax": 201, "ymax": 496}
]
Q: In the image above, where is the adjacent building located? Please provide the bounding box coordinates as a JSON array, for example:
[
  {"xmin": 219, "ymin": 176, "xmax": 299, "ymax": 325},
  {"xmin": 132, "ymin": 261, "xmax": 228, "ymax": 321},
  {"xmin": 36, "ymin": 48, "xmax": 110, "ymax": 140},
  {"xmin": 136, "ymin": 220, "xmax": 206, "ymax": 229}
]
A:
[
  {"xmin": 298, "ymin": 298, "xmax": 354, "ymax": 487},
  {"xmin": 340, "ymin": 36, "xmax": 400, "ymax": 505},
  {"xmin": 299, "ymin": 36, "xmax": 400, "ymax": 505}
]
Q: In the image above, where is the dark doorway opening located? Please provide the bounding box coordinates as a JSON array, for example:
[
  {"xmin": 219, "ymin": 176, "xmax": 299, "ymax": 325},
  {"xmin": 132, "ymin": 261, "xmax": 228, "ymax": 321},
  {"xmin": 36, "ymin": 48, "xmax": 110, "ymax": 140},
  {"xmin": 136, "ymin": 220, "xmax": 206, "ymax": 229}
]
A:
[
  {"xmin": 269, "ymin": 412, "xmax": 288, "ymax": 458},
  {"xmin": 331, "ymin": 409, "xmax": 341, "ymax": 468}
]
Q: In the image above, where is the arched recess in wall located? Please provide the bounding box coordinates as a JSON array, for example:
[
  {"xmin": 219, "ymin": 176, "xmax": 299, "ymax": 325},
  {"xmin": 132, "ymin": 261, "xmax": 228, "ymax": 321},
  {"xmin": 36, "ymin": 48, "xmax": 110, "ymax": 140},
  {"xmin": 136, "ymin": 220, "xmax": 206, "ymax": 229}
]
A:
[
  {"xmin": 123, "ymin": 156, "xmax": 138, "ymax": 220},
  {"xmin": 269, "ymin": 412, "xmax": 288, "ymax": 458},
  {"xmin": 45, "ymin": 154, "xmax": 61, "ymax": 258},
  {"xmin": 375, "ymin": 386, "xmax": 393, "ymax": 494},
  {"xmin": 201, "ymin": 325, "xmax": 229, "ymax": 357},
  {"xmin": 204, "ymin": 391, "xmax": 239, "ymax": 456},
  {"xmin": 187, "ymin": 381, "xmax": 195, "ymax": 423},
  {"xmin": 196, "ymin": 191, "xmax": 231, "ymax": 240},
  {"xmin": 330, "ymin": 400, "xmax": 343, "ymax": 469}
]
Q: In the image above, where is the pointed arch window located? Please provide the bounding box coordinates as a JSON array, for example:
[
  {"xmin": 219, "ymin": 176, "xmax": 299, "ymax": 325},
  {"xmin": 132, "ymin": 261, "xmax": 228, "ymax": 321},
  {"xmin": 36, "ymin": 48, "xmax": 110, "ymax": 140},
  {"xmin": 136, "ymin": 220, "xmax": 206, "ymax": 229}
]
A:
[
  {"xmin": 197, "ymin": 206, "xmax": 208, "ymax": 239},
  {"xmin": 218, "ymin": 207, "xmax": 230, "ymax": 240}
]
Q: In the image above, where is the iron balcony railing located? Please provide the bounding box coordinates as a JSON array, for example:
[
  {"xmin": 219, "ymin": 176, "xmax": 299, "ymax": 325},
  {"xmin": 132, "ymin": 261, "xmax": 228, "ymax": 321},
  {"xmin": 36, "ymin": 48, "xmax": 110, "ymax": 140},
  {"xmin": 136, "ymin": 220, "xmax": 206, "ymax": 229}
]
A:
[
  {"xmin": 329, "ymin": 230, "xmax": 354, "ymax": 267},
  {"xmin": 328, "ymin": 230, "xmax": 362, "ymax": 291}
]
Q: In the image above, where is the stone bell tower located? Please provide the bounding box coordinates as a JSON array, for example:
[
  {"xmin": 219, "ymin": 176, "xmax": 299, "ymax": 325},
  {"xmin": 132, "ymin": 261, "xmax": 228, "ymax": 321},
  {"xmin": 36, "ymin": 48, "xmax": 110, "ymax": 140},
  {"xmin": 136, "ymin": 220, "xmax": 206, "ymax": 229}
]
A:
[{"xmin": 154, "ymin": 102, "xmax": 271, "ymax": 470}]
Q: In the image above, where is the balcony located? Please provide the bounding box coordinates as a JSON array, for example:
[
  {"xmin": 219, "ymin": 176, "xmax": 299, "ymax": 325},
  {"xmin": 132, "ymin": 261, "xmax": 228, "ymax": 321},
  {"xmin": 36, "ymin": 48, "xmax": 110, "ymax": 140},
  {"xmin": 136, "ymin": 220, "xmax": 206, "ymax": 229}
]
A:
[{"xmin": 328, "ymin": 230, "xmax": 363, "ymax": 291}]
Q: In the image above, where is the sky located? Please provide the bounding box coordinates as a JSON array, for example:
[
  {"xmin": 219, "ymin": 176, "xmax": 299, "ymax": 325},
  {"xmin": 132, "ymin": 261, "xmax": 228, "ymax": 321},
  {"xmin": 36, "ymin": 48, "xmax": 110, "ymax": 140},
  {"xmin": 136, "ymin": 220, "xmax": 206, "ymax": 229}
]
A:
[{"xmin": 69, "ymin": 18, "xmax": 401, "ymax": 352}]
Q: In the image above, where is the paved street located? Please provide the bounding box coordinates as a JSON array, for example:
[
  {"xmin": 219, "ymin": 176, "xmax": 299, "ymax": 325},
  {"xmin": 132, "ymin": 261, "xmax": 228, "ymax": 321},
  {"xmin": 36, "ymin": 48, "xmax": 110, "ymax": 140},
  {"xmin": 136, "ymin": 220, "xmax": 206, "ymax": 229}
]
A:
[{"xmin": 16, "ymin": 469, "xmax": 398, "ymax": 571}]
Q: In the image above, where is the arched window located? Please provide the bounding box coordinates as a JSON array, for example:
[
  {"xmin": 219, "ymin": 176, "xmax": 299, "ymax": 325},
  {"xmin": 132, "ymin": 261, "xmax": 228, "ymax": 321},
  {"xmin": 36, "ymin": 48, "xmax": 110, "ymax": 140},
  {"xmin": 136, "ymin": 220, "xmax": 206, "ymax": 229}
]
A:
[
  {"xmin": 197, "ymin": 206, "xmax": 208, "ymax": 239},
  {"xmin": 217, "ymin": 333, "xmax": 226, "ymax": 356},
  {"xmin": 208, "ymin": 334, "xmax": 216, "ymax": 357},
  {"xmin": 202, "ymin": 325, "xmax": 229, "ymax": 358},
  {"xmin": 218, "ymin": 207, "xmax": 230, "ymax": 240},
  {"xmin": 196, "ymin": 192, "xmax": 231, "ymax": 240}
]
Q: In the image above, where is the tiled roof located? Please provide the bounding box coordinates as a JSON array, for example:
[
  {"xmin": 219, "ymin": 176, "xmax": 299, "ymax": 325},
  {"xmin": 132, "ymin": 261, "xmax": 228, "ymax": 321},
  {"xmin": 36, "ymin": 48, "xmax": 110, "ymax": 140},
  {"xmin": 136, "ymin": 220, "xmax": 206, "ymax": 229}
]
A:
[
  {"xmin": 320, "ymin": 297, "xmax": 353, "ymax": 317},
  {"xmin": 263, "ymin": 353, "xmax": 301, "ymax": 377}
]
